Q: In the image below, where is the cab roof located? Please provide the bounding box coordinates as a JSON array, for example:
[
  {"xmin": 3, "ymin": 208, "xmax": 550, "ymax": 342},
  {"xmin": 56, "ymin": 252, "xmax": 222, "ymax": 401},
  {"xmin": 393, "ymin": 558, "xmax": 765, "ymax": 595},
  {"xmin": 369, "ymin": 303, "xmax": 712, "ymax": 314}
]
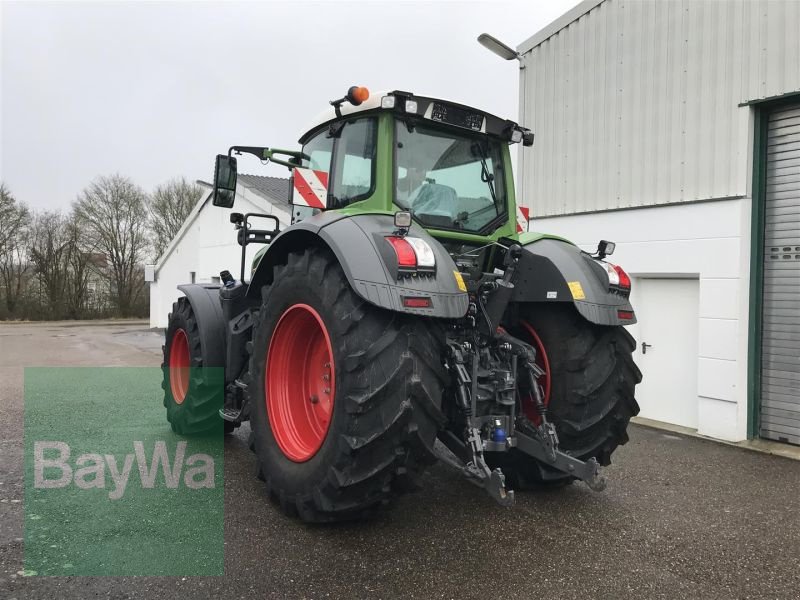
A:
[
  {"xmin": 300, "ymin": 90, "xmax": 389, "ymax": 139},
  {"xmin": 298, "ymin": 89, "xmax": 530, "ymax": 146}
]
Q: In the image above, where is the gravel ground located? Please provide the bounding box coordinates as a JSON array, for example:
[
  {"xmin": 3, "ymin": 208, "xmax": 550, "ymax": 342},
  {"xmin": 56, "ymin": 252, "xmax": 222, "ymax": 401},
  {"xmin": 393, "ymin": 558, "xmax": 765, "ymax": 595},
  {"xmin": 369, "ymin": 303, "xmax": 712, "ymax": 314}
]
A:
[{"xmin": 1, "ymin": 320, "xmax": 799, "ymax": 599}]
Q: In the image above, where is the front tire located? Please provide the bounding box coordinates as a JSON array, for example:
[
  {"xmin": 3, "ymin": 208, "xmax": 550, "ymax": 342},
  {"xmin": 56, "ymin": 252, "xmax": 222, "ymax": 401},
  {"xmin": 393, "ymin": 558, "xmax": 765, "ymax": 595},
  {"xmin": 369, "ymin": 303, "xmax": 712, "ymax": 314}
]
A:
[
  {"xmin": 161, "ymin": 297, "xmax": 224, "ymax": 435},
  {"xmin": 490, "ymin": 304, "xmax": 641, "ymax": 488},
  {"xmin": 247, "ymin": 248, "xmax": 446, "ymax": 522}
]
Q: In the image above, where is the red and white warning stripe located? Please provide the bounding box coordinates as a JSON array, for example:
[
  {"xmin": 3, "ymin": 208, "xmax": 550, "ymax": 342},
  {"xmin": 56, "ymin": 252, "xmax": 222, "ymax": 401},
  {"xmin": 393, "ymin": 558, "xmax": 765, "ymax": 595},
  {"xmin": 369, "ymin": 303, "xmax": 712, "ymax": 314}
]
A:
[
  {"xmin": 293, "ymin": 168, "xmax": 329, "ymax": 209},
  {"xmin": 516, "ymin": 205, "xmax": 530, "ymax": 233}
]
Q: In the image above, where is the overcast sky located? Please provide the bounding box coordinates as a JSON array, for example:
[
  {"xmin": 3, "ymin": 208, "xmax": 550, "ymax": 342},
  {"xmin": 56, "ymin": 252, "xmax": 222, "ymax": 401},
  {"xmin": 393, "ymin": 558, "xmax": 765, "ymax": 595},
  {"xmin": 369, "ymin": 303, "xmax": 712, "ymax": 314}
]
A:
[{"xmin": 1, "ymin": 0, "xmax": 576, "ymax": 211}]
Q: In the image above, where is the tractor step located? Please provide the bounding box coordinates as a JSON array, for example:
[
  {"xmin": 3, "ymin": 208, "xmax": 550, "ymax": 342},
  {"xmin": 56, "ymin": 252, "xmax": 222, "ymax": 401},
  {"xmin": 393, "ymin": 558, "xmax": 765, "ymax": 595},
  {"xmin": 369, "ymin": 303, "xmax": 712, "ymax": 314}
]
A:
[
  {"xmin": 220, "ymin": 379, "xmax": 250, "ymax": 424},
  {"xmin": 219, "ymin": 408, "xmax": 242, "ymax": 422}
]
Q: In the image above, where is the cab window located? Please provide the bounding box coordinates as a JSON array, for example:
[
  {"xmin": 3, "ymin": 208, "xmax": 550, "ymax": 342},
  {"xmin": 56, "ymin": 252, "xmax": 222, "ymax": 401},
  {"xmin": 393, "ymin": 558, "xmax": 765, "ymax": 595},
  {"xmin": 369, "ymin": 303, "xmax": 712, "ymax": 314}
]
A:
[
  {"xmin": 293, "ymin": 129, "xmax": 334, "ymax": 216},
  {"xmin": 395, "ymin": 123, "xmax": 506, "ymax": 234},
  {"xmin": 301, "ymin": 131, "xmax": 333, "ymax": 175},
  {"xmin": 331, "ymin": 118, "xmax": 377, "ymax": 208}
]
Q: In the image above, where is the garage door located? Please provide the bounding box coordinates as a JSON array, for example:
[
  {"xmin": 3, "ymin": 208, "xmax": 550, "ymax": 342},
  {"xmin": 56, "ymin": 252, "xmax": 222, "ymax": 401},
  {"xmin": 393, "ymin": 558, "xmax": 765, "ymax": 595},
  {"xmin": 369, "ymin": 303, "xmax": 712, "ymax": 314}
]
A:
[{"xmin": 760, "ymin": 104, "xmax": 800, "ymax": 445}]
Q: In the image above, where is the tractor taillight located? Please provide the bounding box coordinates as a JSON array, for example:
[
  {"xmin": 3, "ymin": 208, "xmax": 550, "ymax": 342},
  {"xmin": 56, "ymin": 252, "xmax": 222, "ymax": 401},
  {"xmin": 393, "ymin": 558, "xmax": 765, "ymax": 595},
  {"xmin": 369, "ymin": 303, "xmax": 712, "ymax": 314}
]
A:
[
  {"xmin": 612, "ymin": 264, "xmax": 631, "ymax": 289},
  {"xmin": 404, "ymin": 237, "xmax": 436, "ymax": 268},
  {"xmin": 385, "ymin": 236, "xmax": 417, "ymax": 268},
  {"xmin": 603, "ymin": 262, "xmax": 620, "ymax": 286},
  {"xmin": 385, "ymin": 236, "xmax": 436, "ymax": 272},
  {"xmin": 602, "ymin": 262, "xmax": 631, "ymax": 292}
]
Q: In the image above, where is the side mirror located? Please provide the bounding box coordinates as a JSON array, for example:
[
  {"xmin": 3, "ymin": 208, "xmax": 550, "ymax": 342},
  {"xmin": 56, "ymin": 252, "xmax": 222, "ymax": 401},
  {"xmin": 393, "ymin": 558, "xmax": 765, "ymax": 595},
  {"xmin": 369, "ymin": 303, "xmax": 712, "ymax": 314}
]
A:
[{"xmin": 213, "ymin": 154, "xmax": 237, "ymax": 208}]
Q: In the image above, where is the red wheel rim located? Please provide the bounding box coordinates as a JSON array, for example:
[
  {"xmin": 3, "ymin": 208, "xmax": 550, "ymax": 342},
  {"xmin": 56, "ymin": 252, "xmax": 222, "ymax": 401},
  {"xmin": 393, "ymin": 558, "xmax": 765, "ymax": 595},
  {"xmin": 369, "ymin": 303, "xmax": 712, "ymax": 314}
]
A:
[
  {"xmin": 169, "ymin": 328, "xmax": 190, "ymax": 405},
  {"xmin": 519, "ymin": 320, "xmax": 551, "ymax": 425},
  {"xmin": 266, "ymin": 304, "xmax": 335, "ymax": 462}
]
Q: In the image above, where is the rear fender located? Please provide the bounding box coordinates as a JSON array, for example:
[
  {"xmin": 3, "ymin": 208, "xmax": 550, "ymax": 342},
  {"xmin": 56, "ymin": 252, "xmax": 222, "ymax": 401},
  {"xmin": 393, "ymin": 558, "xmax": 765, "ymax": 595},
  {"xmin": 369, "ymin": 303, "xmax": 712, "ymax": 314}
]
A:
[
  {"xmin": 176, "ymin": 284, "xmax": 226, "ymax": 367},
  {"xmin": 512, "ymin": 238, "xmax": 636, "ymax": 326},
  {"xmin": 248, "ymin": 212, "xmax": 469, "ymax": 318}
]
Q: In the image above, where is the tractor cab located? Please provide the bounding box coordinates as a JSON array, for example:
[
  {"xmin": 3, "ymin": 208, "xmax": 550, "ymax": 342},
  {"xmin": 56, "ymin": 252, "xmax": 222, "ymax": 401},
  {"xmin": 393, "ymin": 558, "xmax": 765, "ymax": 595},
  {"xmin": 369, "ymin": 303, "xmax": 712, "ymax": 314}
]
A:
[
  {"xmin": 292, "ymin": 88, "xmax": 533, "ymax": 233},
  {"xmin": 213, "ymin": 87, "xmax": 533, "ymax": 244}
]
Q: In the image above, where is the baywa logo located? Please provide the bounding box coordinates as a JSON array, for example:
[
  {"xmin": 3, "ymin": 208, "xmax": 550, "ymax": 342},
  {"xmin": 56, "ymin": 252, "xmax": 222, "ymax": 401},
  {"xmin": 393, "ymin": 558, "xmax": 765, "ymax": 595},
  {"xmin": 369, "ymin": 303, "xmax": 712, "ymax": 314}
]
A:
[
  {"xmin": 24, "ymin": 367, "xmax": 224, "ymax": 576},
  {"xmin": 34, "ymin": 440, "xmax": 216, "ymax": 500}
]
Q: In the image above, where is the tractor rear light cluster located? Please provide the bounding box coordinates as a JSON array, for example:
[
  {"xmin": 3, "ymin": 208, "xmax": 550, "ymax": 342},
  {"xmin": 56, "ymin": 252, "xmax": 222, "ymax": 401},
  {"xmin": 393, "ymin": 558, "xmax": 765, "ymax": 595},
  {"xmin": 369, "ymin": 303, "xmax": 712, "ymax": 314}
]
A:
[
  {"xmin": 603, "ymin": 262, "xmax": 631, "ymax": 291},
  {"xmin": 385, "ymin": 236, "xmax": 436, "ymax": 272}
]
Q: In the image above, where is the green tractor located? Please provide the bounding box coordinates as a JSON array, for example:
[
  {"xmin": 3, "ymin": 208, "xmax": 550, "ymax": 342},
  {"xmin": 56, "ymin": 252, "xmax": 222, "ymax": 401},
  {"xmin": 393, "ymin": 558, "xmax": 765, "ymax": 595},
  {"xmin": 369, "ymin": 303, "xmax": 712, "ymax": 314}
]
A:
[{"xmin": 162, "ymin": 86, "xmax": 641, "ymax": 522}]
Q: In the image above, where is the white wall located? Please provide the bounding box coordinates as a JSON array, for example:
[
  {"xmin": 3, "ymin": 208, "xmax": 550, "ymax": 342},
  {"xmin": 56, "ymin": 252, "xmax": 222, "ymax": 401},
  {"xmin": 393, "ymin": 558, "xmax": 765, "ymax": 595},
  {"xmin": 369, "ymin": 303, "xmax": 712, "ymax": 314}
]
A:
[
  {"xmin": 149, "ymin": 185, "xmax": 290, "ymax": 328},
  {"xmin": 531, "ymin": 196, "xmax": 752, "ymax": 441}
]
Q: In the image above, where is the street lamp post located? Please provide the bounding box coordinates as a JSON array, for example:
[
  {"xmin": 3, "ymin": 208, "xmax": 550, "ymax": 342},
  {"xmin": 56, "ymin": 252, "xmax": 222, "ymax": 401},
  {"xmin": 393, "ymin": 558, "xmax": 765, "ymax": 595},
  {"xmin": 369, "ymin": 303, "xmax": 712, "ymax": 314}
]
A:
[
  {"xmin": 477, "ymin": 33, "xmax": 529, "ymax": 220},
  {"xmin": 477, "ymin": 33, "xmax": 524, "ymax": 67}
]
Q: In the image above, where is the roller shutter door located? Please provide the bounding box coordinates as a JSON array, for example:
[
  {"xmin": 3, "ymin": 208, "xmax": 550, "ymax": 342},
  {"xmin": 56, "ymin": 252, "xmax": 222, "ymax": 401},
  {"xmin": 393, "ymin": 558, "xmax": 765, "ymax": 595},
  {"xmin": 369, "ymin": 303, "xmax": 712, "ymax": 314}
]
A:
[{"xmin": 760, "ymin": 104, "xmax": 800, "ymax": 444}]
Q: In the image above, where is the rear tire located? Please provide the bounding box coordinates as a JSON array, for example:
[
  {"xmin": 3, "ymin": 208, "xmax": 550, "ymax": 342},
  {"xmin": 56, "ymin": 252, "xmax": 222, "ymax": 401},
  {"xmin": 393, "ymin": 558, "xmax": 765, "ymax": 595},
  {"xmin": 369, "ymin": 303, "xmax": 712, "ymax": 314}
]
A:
[
  {"xmin": 490, "ymin": 304, "xmax": 641, "ymax": 488},
  {"xmin": 247, "ymin": 247, "xmax": 446, "ymax": 522},
  {"xmin": 161, "ymin": 297, "xmax": 224, "ymax": 435}
]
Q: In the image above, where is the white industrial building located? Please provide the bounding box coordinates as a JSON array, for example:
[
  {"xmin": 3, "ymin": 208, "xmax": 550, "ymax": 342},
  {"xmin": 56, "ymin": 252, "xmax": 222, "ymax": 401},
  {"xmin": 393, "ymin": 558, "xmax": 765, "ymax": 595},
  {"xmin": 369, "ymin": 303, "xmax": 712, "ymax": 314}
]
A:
[
  {"xmin": 516, "ymin": 0, "xmax": 800, "ymax": 444},
  {"xmin": 148, "ymin": 175, "xmax": 290, "ymax": 328}
]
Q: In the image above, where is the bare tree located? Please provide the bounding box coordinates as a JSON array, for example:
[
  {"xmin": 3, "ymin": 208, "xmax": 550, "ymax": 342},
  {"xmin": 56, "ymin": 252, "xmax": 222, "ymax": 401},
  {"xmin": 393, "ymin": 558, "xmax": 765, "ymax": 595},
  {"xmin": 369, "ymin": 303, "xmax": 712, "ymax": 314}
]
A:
[
  {"xmin": 0, "ymin": 182, "xmax": 29, "ymax": 257},
  {"xmin": 28, "ymin": 211, "xmax": 72, "ymax": 318},
  {"xmin": 63, "ymin": 217, "xmax": 97, "ymax": 319},
  {"xmin": 0, "ymin": 184, "xmax": 32, "ymax": 315},
  {"xmin": 73, "ymin": 175, "xmax": 149, "ymax": 317},
  {"xmin": 0, "ymin": 236, "xmax": 31, "ymax": 315},
  {"xmin": 0, "ymin": 222, "xmax": 32, "ymax": 318},
  {"xmin": 149, "ymin": 177, "xmax": 203, "ymax": 258}
]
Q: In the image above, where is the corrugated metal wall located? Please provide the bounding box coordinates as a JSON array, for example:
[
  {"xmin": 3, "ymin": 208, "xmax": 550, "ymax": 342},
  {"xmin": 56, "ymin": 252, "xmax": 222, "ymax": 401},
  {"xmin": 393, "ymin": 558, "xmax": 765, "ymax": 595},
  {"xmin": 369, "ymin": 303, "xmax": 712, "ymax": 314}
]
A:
[{"xmin": 519, "ymin": 0, "xmax": 800, "ymax": 217}]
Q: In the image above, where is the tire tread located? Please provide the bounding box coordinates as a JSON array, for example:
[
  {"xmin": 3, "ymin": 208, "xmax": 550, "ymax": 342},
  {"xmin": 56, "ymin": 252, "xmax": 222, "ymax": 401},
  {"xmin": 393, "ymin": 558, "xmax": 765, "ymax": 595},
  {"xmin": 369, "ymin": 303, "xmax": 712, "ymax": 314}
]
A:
[{"xmin": 247, "ymin": 247, "xmax": 445, "ymax": 522}]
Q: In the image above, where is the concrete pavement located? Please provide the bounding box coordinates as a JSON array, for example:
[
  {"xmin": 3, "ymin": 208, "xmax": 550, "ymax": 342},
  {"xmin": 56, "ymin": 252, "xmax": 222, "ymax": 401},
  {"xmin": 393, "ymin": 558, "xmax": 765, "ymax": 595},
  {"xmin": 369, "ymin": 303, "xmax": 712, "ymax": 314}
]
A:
[{"xmin": 1, "ymin": 321, "xmax": 799, "ymax": 599}]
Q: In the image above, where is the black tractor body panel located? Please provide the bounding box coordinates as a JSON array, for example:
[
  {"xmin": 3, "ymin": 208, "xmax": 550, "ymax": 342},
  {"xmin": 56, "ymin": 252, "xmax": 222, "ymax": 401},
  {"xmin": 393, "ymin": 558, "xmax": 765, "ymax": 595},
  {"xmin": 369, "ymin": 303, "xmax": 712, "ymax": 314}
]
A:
[
  {"xmin": 177, "ymin": 284, "xmax": 227, "ymax": 366},
  {"xmin": 248, "ymin": 212, "xmax": 469, "ymax": 319},
  {"xmin": 512, "ymin": 238, "xmax": 636, "ymax": 326}
]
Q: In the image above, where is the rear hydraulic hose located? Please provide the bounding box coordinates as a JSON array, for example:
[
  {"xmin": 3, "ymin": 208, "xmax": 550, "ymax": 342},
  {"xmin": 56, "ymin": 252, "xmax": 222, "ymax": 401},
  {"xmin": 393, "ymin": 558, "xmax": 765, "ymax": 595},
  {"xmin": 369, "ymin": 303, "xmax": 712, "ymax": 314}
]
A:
[{"xmin": 495, "ymin": 329, "xmax": 548, "ymax": 419}]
